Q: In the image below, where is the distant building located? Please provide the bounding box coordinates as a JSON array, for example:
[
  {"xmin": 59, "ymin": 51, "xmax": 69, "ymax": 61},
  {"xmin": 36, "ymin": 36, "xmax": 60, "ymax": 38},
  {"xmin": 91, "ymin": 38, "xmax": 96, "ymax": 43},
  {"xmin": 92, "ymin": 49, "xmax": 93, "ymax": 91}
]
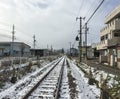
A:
[
  {"xmin": 96, "ymin": 5, "xmax": 120, "ymax": 68},
  {"xmin": 0, "ymin": 42, "xmax": 31, "ymax": 57},
  {"xmin": 30, "ymin": 49, "xmax": 50, "ymax": 57},
  {"xmin": 81, "ymin": 46, "xmax": 93, "ymax": 59},
  {"xmin": 70, "ymin": 48, "xmax": 78, "ymax": 56}
]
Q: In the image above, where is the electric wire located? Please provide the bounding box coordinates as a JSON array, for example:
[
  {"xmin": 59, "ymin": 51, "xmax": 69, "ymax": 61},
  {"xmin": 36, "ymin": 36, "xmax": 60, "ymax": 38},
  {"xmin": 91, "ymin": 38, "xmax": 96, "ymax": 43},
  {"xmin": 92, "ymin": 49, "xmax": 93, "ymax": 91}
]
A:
[
  {"xmin": 86, "ymin": 0, "xmax": 105, "ymax": 24},
  {"xmin": 84, "ymin": 0, "xmax": 98, "ymax": 18},
  {"xmin": 71, "ymin": 0, "xmax": 86, "ymax": 48}
]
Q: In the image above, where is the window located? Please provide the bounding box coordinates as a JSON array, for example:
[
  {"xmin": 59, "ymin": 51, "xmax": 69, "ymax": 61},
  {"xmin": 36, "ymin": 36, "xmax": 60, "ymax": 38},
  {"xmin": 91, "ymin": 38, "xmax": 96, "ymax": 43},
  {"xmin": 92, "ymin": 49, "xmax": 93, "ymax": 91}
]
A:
[
  {"xmin": 105, "ymin": 34, "xmax": 108, "ymax": 39},
  {"xmin": 101, "ymin": 36, "xmax": 104, "ymax": 41},
  {"xmin": 114, "ymin": 33, "xmax": 120, "ymax": 37}
]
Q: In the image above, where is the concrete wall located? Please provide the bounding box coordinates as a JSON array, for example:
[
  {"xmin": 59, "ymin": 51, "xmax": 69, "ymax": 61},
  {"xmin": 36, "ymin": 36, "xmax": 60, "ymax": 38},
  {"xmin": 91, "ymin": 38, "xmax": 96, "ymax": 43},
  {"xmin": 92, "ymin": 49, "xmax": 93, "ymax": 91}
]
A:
[
  {"xmin": 117, "ymin": 47, "xmax": 120, "ymax": 69},
  {"xmin": 99, "ymin": 55, "xmax": 108, "ymax": 63}
]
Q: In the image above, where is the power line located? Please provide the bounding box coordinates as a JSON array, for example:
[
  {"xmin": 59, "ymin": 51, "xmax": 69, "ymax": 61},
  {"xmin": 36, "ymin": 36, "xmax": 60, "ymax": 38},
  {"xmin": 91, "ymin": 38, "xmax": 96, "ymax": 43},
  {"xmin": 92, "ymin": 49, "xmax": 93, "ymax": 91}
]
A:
[
  {"xmin": 0, "ymin": 33, "xmax": 11, "ymax": 39},
  {"xmin": 86, "ymin": 0, "xmax": 105, "ymax": 24},
  {"xmin": 70, "ymin": 0, "xmax": 85, "ymax": 49},
  {"xmin": 84, "ymin": 0, "xmax": 97, "ymax": 17},
  {"xmin": 77, "ymin": 0, "xmax": 85, "ymax": 17}
]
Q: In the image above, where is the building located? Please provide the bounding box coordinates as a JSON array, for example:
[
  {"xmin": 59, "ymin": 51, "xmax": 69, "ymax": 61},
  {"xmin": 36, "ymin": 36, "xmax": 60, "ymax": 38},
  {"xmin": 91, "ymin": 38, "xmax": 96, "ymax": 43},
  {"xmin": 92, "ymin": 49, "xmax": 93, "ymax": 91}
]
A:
[
  {"xmin": 91, "ymin": 43, "xmax": 100, "ymax": 58},
  {"xmin": 0, "ymin": 42, "xmax": 31, "ymax": 57},
  {"xmin": 96, "ymin": 5, "xmax": 120, "ymax": 68},
  {"xmin": 81, "ymin": 46, "xmax": 93, "ymax": 59},
  {"xmin": 70, "ymin": 48, "xmax": 78, "ymax": 56},
  {"xmin": 30, "ymin": 49, "xmax": 50, "ymax": 57}
]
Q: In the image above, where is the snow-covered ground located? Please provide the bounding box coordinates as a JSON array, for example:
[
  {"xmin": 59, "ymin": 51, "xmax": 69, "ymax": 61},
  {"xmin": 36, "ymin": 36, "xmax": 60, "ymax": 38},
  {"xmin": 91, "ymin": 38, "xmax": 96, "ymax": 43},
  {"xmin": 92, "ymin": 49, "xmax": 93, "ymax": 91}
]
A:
[
  {"xmin": 72, "ymin": 59, "xmax": 120, "ymax": 98},
  {"xmin": 59, "ymin": 59, "xmax": 70, "ymax": 99},
  {"xmin": 0, "ymin": 57, "xmax": 61, "ymax": 99},
  {"xmin": 78, "ymin": 62, "xmax": 118, "ymax": 88},
  {"xmin": 0, "ymin": 56, "xmax": 119, "ymax": 99},
  {"xmin": 67, "ymin": 58, "xmax": 100, "ymax": 99}
]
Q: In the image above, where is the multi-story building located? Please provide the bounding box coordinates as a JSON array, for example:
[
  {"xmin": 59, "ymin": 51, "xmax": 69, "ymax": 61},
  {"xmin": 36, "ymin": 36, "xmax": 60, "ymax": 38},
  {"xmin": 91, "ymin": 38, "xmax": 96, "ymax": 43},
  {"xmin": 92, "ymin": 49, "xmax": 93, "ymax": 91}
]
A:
[
  {"xmin": 97, "ymin": 5, "xmax": 120, "ymax": 68},
  {"xmin": 0, "ymin": 42, "xmax": 31, "ymax": 57}
]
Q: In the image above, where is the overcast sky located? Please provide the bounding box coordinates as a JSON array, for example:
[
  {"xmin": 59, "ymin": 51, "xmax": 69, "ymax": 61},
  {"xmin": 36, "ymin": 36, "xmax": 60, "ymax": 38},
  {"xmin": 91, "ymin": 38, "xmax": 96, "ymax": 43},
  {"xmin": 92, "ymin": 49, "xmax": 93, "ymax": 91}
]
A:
[{"xmin": 0, "ymin": 0, "xmax": 120, "ymax": 49}]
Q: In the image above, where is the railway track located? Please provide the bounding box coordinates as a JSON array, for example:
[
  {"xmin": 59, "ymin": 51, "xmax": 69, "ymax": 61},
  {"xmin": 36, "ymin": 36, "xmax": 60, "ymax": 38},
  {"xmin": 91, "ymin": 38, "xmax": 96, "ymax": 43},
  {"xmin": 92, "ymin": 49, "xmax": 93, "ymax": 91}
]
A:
[
  {"xmin": 18, "ymin": 57, "xmax": 65, "ymax": 99},
  {"xmin": 0, "ymin": 57, "xmax": 63, "ymax": 99},
  {"xmin": 0, "ymin": 56, "xmax": 101, "ymax": 99}
]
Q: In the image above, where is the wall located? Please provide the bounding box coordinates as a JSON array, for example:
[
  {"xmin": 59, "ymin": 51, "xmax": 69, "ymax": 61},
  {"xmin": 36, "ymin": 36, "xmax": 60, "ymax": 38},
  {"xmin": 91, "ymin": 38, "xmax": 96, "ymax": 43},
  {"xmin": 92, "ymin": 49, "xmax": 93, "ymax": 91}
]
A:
[{"xmin": 117, "ymin": 46, "xmax": 120, "ymax": 69}]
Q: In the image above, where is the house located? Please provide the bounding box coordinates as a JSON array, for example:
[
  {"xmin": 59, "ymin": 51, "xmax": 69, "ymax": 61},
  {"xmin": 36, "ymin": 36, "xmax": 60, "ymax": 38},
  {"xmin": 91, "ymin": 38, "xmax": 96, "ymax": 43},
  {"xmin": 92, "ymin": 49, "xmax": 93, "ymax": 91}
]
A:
[
  {"xmin": 0, "ymin": 42, "xmax": 31, "ymax": 57},
  {"xmin": 96, "ymin": 5, "xmax": 120, "ymax": 68}
]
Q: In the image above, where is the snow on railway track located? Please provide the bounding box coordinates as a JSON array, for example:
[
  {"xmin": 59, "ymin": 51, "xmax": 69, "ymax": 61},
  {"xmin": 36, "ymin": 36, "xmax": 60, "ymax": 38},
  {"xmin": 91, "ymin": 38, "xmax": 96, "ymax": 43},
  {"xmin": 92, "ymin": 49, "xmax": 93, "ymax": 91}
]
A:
[
  {"xmin": 0, "ymin": 57, "xmax": 63, "ymax": 99},
  {"xmin": 23, "ymin": 57, "xmax": 65, "ymax": 99},
  {"xmin": 0, "ymin": 56, "xmax": 101, "ymax": 99},
  {"xmin": 28, "ymin": 57, "xmax": 64, "ymax": 99},
  {"xmin": 59, "ymin": 58, "xmax": 70, "ymax": 99}
]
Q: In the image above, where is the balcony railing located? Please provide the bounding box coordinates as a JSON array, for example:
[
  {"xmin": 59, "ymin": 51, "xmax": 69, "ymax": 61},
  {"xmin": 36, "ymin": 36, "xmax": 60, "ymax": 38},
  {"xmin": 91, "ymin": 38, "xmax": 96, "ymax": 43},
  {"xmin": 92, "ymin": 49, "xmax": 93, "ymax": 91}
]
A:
[
  {"xmin": 96, "ymin": 40, "xmax": 108, "ymax": 50},
  {"xmin": 96, "ymin": 37, "xmax": 120, "ymax": 50},
  {"xmin": 108, "ymin": 37, "xmax": 120, "ymax": 46},
  {"xmin": 100, "ymin": 19, "xmax": 120, "ymax": 36}
]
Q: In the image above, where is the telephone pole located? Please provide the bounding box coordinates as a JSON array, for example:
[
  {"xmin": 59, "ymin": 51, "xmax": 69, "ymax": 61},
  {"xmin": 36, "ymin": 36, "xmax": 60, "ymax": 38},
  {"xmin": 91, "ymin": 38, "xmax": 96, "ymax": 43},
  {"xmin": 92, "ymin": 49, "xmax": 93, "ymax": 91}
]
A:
[
  {"xmin": 33, "ymin": 35, "xmax": 36, "ymax": 49},
  {"xmin": 76, "ymin": 17, "xmax": 85, "ymax": 62},
  {"xmin": 85, "ymin": 23, "xmax": 89, "ymax": 61},
  {"xmin": 11, "ymin": 24, "xmax": 17, "ymax": 83},
  {"xmin": 33, "ymin": 35, "xmax": 36, "ymax": 56},
  {"xmin": 69, "ymin": 42, "xmax": 71, "ymax": 56},
  {"xmin": 11, "ymin": 24, "xmax": 15, "ymax": 56}
]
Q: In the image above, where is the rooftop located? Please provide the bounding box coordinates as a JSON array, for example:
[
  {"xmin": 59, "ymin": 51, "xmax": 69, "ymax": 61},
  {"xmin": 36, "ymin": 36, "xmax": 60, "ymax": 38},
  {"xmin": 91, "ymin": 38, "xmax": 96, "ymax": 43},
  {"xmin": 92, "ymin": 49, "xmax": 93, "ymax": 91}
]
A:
[{"xmin": 105, "ymin": 4, "xmax": 120, "ymax": 24}]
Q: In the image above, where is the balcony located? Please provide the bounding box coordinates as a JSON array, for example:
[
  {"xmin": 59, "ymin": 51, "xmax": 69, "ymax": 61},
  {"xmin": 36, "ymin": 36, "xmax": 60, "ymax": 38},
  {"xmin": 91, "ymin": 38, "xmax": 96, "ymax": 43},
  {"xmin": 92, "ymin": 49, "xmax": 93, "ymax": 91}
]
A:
[
  {"xmin": 96, "ymin": 40, "xmax": 108, "ymax": 50},
  {"xmin": 108, "ymin": 37, "xmax": 120, "ymax": 46},
  {"xmin": 100, "ymin": 19, "xmax": 120, "ymax": 36},
  {"xmin": 96, "ymin": 37, "xmax": 120, "ymax": 50}
]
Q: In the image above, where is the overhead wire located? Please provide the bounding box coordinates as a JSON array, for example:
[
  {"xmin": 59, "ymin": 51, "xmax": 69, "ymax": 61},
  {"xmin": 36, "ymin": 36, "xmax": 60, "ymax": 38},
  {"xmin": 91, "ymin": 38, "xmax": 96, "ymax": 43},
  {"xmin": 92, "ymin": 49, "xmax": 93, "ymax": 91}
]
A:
[
  {"xmin": 87, "ymin": 0, "xmax": 120, "ymax": 44},
  {"xmin": 84, "ymin": 0, "xmax": 98, "ymax": 18},
  {"xmin": 71, "ymin": 0, "xmax": 86, "ymax": 48},
  {"xmin": 86, "ymin": 0, "xmax": 105, "ymax": 24},
  {"xmin": 77, "ymin": 0, "xmax": 86, "ymax": 17},
  {"xmin": 0, "ymin": 19, "xmax": 32, "ymax": 45},
  {"xmin": 94, "ymin": 0, "xmax": 120, "ymax": 18}
]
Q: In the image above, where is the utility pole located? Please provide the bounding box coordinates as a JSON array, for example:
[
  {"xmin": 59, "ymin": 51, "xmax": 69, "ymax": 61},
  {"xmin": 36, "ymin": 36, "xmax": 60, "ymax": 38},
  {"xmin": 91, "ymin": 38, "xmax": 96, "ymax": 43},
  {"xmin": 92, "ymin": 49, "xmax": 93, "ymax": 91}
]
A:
[
  {"xmin": 85, "ymin": 23, "xmax": 89, "ymax": 61},
  {"xmin": 11, "ymin": 24, "xmax": 15, "ymax": 56},
  {"xmin": 33, "ymin": 35, "xmax": 36, "ymax": 49},
  {"xmin": 33, "ymin": 35, "xmax": 36, "ymax": 56},
  {"xmin": 11, "ymin": 24, "xmax": 17, "ymax": 83},
  {"xmin": 69, "ymin": 42, "xmax": 71, "ymax": 56},
  {"xmin": 76, "ymin": 17, "xmax": 85, "ymax": 62}
]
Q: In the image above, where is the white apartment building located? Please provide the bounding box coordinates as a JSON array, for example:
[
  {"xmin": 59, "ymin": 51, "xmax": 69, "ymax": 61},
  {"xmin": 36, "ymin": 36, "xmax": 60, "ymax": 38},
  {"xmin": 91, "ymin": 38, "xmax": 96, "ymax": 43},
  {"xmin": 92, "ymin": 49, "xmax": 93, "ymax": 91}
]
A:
[{"xmin": 96, "ymin": 5, "xmax": 120, "ymax": 68}]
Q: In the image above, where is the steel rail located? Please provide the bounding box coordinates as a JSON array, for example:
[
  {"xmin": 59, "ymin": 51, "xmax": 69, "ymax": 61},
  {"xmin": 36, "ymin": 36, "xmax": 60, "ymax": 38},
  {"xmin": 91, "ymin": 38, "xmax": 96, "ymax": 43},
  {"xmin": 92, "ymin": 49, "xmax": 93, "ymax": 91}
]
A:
[{"xmin": 22, "ymin": 57, "xmax": 65, "ymax": 99}]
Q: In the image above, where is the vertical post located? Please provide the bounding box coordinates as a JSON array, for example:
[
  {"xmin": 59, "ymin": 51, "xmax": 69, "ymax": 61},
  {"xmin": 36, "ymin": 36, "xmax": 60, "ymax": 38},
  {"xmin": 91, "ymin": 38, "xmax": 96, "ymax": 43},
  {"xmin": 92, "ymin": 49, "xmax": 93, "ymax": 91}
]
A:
[
  {"xmin": 33, "ymin": 35, "xmax": 36, "ymax": 56},
  {"xmin": 11, "ymin": 25, "xmax": 15, "ymax": 67},
  {"xmin": 11, "ymin": 24, "xmax": 15, "ymax": 56},
  {"xmin": 69, "ymin": 42, "xmax": 71, "ymax": 56},
  {"xmin": 76, "ymin": 17, "xmax": 83, "ymax": 62},
  {"xmin": 85, "ymin": 23, "xmax": 88, "ymax": 61},
  {"xmin": 80, "ymin": 17, "xmax": 82, "ymax": 62},
  {"xmin": 33, "ymin": 35, "xmax": 36, "ymax": 49},
  {"xmin": 11, "ymin": 24, "xmax": 17, "ymax": 83}
]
